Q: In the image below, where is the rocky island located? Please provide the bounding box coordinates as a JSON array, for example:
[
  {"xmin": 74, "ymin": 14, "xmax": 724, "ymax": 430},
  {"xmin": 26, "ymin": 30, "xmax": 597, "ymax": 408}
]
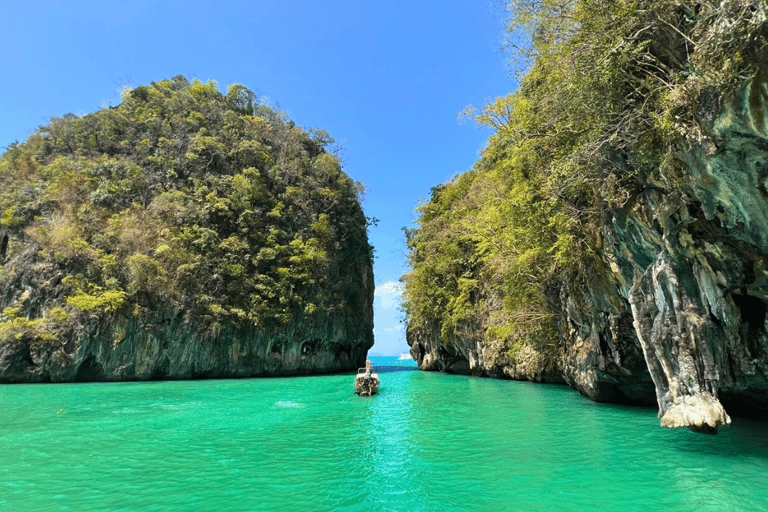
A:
[
  {"xmin": 404, "ymin": 0, "xmax": 768, "ymax": 432},
  {"xmin": 0, "ymin": 77, "xmax": 374, "ymax": 382}
]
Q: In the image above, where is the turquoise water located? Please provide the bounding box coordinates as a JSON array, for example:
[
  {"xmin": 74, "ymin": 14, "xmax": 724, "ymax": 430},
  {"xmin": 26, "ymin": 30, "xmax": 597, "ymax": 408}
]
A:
[{"xmin": 1, "ymin": 356, "xmax": 767, "ymax": 511}]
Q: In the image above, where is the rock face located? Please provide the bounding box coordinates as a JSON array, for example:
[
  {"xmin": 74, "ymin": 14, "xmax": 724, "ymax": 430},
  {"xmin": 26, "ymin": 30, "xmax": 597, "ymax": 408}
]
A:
[
  {"xmin": 0, "ymin": 244, "xmax": 373, "ymax": 383},
  {"xmin": 409, "ymin": 74, "xmax": 768, "ymax": 431},
  {"xmin": 0, "ymin": 307, "xmax": 371, "ymax": 383},
  {"xmin": 408, "ymin": 324, "xmax": 563, "ymax": 383},
  {"xmin": 0, "ymin": 234, "xmax": 373, "ymax": 384}
]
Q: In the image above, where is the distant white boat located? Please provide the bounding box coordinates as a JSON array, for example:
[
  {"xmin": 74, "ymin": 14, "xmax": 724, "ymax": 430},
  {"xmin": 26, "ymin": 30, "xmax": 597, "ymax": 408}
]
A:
[{"xmin": 398, "ymin": 353, "xmax": 413, "ymax": 361}]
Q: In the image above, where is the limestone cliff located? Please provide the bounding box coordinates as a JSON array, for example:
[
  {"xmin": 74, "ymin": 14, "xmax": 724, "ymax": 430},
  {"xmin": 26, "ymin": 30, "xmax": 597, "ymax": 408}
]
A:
[
  {"xmin": 407, "ymin": 74, "xmax": 768, "ymax": 431},
  {"xmin": 0, "ymin": 77, "xmax": 374, "ymax": 382},
  {"xmin": 0, "ymin": 241, "xmax": 373, "ymax": 383},
  {"xmin": 404, "ymin": 1, "xmax": 768, "ymax": 432},
  {"xmin": 561, "ymin": 73, "xmax": 768, "ymax": 431}
]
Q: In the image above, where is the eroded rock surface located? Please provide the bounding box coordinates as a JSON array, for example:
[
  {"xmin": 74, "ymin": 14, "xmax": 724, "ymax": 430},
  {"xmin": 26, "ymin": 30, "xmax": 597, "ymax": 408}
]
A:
[{"xmin": 0, "ymin": 245, "xmax": 374, "ymax": 383}]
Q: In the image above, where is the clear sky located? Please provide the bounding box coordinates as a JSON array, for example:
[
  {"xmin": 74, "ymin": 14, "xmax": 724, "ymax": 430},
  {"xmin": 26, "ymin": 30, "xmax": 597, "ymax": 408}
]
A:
[{"xmin": 0, "ymin": 0, "xmax": 513, "ymax": 355}]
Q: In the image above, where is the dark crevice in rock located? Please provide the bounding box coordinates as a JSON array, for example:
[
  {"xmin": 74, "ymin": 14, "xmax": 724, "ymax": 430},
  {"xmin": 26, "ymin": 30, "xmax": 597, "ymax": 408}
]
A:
[
  {"xmin": 652, "ymin": 219, "xmax": 663, "ymax": 237},
  {"xmin": 709, "ymin": 312, "xmax": 723, "ymax": 330},
  {"xmin": 75, "ymin": 356, "xmax": 102, "ymax": 382},
  {"xmin": 733, "ymin": 294, "xmax": 767, "ymax": 332},
  {"xmin": 191, "ymin": 366, "xmax": 212, "ymax": 379},
  {"xmin": 0, "ymin": 233, "xmax": 7, "ymax": 262},
  {"xmin": 719, "ymin": 389, "xmax": 768, "ymax": 420},
  {"xmin": 732, "ymin": 293, "xmax": 767, "ymax": 357},
  {"xmin": 0, "ymin": 343, "xmax": 34, "ymax": 383},
  {"xmin": 599, "ymin": 332, "xmax": 611, "ymax": 359},
  {"xmin": 301, "ymin": 340, "xmax": 319, "ymax": 355},
  {"xmin": 149, "ymin": 358, "xmax": 169, "ymax": 381}
]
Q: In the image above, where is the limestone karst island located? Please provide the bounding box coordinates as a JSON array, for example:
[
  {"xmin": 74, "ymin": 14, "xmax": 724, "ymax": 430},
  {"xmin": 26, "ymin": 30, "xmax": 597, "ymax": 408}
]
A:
[{"xmin": 0, "ymin": 77, "xmax": 374, "ymax": 382}]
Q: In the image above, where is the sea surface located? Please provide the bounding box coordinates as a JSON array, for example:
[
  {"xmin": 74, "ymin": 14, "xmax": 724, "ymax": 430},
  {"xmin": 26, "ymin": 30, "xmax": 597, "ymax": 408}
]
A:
[{"xmin": 1, "ymin": 356, "xmax": 767, "ymax": 511}]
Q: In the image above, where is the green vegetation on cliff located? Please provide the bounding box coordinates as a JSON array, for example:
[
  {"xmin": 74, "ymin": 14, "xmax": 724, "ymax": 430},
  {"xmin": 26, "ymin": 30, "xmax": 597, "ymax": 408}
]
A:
[
  {"xmin": 404, "ymin": 0, "xmax": 766, "ymax": 364},
  {"xmin": 0, "ymin": 76, "xmax": 372, "ymax": 345}
]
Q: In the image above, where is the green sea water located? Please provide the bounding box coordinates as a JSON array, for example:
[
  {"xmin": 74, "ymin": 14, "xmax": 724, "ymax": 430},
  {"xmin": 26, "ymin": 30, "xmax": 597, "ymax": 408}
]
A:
[{"xmin": 1, "ymin": 356, "xmax": 767, "ymax": 511}]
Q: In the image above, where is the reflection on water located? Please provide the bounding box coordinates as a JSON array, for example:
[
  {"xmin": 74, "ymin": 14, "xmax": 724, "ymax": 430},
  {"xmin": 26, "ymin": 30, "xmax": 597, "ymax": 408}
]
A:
[{"xmin": 0, "ymin": 356, "xmax": 766, "ymax": 512}]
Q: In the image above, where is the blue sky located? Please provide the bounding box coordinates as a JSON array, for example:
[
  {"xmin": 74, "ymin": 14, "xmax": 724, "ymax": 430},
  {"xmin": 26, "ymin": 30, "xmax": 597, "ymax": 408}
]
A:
[{"xmin": 0, "ymin": 1, "xmax": 513, "ymax": 355}]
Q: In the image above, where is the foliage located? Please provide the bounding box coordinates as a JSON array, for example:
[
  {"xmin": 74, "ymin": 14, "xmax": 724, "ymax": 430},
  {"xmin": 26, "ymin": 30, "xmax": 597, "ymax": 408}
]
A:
[
  {"xmin": 404, "ymin": 0, "xmax": 766, "ymax": 361},
  {"xmin": 66, "ymin": 290, "xmax": 128, "ymax": 314},
  {"xmin": 0, "ymin": 77, "xmax": 372, "ymax": 338},
  {"xmin": 0, "ymin": 306, "xmax": 66, "ymax": 344}
]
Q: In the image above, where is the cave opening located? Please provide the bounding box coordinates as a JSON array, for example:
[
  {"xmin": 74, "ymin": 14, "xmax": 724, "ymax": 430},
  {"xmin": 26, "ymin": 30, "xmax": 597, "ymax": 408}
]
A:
[
  {"xmin": 300, "ymin": 339, "xmax": 323, "ymax": 356},
  {"xmin": 732, "ymin": 293, "xmax": 767, "ymax": 357},
  {"xmin": 75, "ymin": 356, "xmax": 102, "ymax": 382},
  {"xmin": 732, "ymin": 294, "xmax": 767, "ymax": 331}
]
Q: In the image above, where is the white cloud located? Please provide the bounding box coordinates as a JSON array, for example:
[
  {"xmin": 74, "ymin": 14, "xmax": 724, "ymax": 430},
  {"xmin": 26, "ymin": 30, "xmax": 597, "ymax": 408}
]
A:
[{"xmin": 374, "ymin": 281, "xmax": 404, "ymax": 309}]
